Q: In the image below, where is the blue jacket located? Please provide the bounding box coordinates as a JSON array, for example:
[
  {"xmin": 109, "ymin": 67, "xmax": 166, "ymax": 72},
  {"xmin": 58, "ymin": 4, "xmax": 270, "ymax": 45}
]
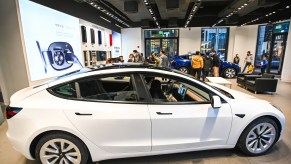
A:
[{"xmin": 261, "ymin": 60, "xmax": 268, "ymax": 69}]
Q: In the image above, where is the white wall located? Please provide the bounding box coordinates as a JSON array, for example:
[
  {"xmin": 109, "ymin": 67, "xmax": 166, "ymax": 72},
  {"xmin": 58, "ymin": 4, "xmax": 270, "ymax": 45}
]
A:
[
  {"xmin": 281, "ymin": 19, "xmax": 291, "ymax": 82},
  {"xmin": 179, "ymin": 27, "xmax": 201, "ymax": 55},
  {"xmin": 121, "ymin": 28, "xmax": 142, "ymax": 61},
  {"xmin": 232, "ymin": 25, "xmax": 258, "ymax": 68},
  {"xmin": 0, "ymin": 0, "xmax": 30, "ymax": 104}
]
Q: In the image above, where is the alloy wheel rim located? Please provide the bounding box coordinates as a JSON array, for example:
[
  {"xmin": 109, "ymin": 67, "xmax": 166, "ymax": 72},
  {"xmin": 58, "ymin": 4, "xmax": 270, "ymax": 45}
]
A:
[
  {"xmin": 246, "ymin": 123, "xmax": 276, "ymax": 154},
  {"xmin": 225, "ymin": 68, "xmax": 235, "ymax": 78},
  {"xmin": 179, "ymin": 67, "xmax": 188, "ymax": 74},
  {"xmin": 40, "ymin": 138, "xmax": 81, "ymax": 164}
]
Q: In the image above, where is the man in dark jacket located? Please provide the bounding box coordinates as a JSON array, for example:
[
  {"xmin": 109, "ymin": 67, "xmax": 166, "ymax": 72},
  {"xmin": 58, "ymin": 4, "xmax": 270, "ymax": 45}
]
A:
[
  {"xmin": 212, "ymin": 50, "xmax": 220, "ymax": 77},
  {"xmin": 202, "ymin": 53, "xmax": 212, "ymax": 81}
]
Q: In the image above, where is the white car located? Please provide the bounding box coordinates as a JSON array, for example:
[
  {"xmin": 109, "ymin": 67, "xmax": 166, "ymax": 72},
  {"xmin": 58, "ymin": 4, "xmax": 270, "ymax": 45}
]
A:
[{"xmin": 6, "ymin": 65, "xmax": 285, "ymax": 164}]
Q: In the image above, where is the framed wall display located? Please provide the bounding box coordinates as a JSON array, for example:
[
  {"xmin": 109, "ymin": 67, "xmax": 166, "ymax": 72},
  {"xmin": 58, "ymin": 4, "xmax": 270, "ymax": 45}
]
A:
[
  {"xmin": 90, "ymin": 28, "xmax": 95, "ymax": 44},
  {"xmin": 109, "ymin": 34, "xmax": 112, "ymax": 46},
  {"xmin": 97, "ymin": 51, "xmax": 107, "ymax": 61},
  {"xmin": 83, "ymin": 51, "xmax": 88, "ymax": 66},
  {"xmin": 98, "ymin": 30, "xmax": 102, "ymax": 44},
  {"xmin": 81, "ymin": 26, "xmax": 87, "ymax": 43}
]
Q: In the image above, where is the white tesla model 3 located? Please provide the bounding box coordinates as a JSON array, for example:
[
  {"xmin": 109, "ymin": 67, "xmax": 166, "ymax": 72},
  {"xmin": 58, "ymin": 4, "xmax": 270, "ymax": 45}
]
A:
[{"xmin": 6, "ymin": 65, "xmax": 285, "ymax": 164}]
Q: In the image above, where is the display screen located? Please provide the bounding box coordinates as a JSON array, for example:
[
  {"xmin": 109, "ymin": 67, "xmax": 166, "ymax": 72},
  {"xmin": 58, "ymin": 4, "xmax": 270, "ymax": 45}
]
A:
[
  {"xmin": 98, "ymin": 31, "xmax": 102, "ymax": 44},
  {"xmin": 97, "ymin": 51, "xmax": 107, "ymax": 61},
  {"xmin": 112, "ymin": 31, "xmax": 121, "ymax": 58},
  {"xmin": 19, "ymin": 0, "xmax": 83, "ymax": 81}
]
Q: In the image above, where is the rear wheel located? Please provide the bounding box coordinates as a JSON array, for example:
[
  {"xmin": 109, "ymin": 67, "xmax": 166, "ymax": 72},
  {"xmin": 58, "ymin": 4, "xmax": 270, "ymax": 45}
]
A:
[
  {"xmin": 223, "ymin": 67, "xmax": 236, "ymax": 78},
  {"xmin": 35, "ymin": 132, "xmax": 89, "ymax": 164},
  {"xmin": 178, "ymin": 67, "xmax": 189, "ymax": 74},
  {"xmin": 237, "ymin": 117, "xmax": 279, "ymax": 156}
]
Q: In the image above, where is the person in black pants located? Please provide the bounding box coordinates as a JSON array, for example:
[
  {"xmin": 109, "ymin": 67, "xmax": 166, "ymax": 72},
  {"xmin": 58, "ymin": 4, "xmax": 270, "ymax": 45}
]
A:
[{"xmin": 202, "ymin": 53, "xmax": 212, "ymax": 81}]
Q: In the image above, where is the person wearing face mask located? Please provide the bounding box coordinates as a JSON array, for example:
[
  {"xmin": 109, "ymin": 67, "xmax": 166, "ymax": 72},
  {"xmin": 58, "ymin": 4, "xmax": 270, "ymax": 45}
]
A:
[
  {"xmin": 242, "ymin": 51, "xmax": 253, "ymax": 73},
  {"xmin": 202, "ymin": 52, "xmax": 212, "ymax": 81}
]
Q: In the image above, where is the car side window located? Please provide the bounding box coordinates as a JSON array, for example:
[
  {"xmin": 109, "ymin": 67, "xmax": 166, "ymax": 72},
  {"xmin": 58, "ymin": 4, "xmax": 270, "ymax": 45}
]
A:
[
  {"xmin": 77, "ymin": 75, "xmax": 140, "ymax": 102},
  {"xmin": 143, "ymin": 74, "xmax": 211, "ymax": 103},
  {"xmin": 51, "ymin": 82, "xmax": 76, "ymax": 98}
]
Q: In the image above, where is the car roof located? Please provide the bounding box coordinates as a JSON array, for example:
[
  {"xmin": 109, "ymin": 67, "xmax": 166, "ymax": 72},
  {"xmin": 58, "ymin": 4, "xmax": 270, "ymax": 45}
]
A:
[{"xmin": 46, "ymin": 63, "xmax": 181, "ymax": 87}]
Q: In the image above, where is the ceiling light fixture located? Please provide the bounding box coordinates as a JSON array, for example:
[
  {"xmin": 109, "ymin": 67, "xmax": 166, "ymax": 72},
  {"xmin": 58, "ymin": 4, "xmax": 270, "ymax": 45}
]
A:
[
  {"xmin": 86, "ymin": 1, "xmax": 130, "ymax": 28},
  {"xmin": 143, "ymin": 0, "xmax": 160, "ymax": 28},
  {"xmin": 100, "ymin": 16, "xmax": 111, "ymax": 23},
  {"xmin": 185, "ymin": 0, "xmax": 202, "ymax": 28},
  {"xmin": 286, "ymin": 6, "xmax": 290, "ymax": 9}
]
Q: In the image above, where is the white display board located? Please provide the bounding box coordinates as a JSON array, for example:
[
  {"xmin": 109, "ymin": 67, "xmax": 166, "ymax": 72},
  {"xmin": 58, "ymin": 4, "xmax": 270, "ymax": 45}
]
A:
[
  {"xmin": 112, "ymin": 31, "xmax": 122, "ymax": 58},
  {"xmin": 19, "ymin": 0, "xmax": 83, "ymax": 81}
]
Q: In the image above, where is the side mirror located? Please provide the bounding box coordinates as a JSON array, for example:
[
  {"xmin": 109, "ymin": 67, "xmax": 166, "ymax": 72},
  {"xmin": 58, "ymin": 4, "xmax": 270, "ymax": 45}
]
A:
[{"xmin": 211, "ymin": 95, "xmax": 221, "ymax": 108}]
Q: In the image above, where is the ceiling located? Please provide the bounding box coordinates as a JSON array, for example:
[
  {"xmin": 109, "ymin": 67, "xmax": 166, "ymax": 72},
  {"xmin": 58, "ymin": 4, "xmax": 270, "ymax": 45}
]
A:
[{"xmin": 36, "ymin": 0, "xmax": 291, "ymax": 29}]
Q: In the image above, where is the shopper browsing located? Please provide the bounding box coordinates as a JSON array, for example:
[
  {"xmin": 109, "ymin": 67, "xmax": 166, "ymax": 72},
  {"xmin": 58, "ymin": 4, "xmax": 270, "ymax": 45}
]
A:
[
  {"xmin": 212, "ymin": 50, "xmax": 220, "ymax": 77},
  {"xmin": 191, "ymin": 51, "xmax": 204, "ymax": 79},
  {"xmin": 202, "ymin": 52, "xmax": 212, "ymax": 81},
  {"xmin": 242, "ymin": 51, "xmax": 253, "ymax": 72},
  {"xmin": 159, "ymin": 50, "xmax": 168, "ymax": 67},
  {"xmin": 260, "ymin": 56, "xmax": 268, "ymax": 75},
  {"xmin": 233, "ymin": 54, "xmax": 240, "ymax": 64}
]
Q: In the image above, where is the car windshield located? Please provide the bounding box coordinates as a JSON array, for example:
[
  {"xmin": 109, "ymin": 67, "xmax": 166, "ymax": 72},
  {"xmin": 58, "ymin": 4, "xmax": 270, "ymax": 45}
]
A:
[{"xmin": 171, "ymin": 69, "xmax": 234, "ymax": 99}]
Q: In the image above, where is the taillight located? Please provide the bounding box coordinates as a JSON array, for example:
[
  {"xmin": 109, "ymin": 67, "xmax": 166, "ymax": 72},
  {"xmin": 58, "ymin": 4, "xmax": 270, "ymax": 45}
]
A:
[{"xmin": 6, "ymin": 106, "xmax": 22, "ymax": 119}]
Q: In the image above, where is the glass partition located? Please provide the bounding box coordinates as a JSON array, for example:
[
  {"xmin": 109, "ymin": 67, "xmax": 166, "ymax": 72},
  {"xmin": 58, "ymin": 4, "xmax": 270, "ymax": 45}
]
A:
[{"xmin": 201, "ymin": 28, "xmax": 229, "ymax": 61}]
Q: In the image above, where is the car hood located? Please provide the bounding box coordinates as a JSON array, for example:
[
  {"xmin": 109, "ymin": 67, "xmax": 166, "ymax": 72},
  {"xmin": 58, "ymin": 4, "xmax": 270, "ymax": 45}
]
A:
[{"xmin": 207, "ymin": 82, "xmax": 257, "ymax": 100}]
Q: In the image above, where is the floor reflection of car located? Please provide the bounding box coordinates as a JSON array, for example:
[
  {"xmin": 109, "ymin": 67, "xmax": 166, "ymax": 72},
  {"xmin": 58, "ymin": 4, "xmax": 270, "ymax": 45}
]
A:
[
  {"xmin": 6, "ymin": 64, "xmax": 285, "ymax": 163},
  {"xmin": 170, "ymin": 54, "xmax": 241, "ymax": 78}
]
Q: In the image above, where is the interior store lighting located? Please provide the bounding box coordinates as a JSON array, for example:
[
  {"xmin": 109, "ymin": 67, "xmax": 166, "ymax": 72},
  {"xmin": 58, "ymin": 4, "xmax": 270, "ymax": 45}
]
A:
[{"xmin": 185, "ymin": 0, "xmax": 202, "ymax": 28}]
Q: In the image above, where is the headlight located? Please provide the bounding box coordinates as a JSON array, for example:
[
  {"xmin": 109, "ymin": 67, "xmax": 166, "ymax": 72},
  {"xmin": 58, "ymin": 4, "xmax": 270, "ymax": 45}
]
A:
[{"xmin": 271, "ymin": 104, "xmax": 283, "ymax": 112}]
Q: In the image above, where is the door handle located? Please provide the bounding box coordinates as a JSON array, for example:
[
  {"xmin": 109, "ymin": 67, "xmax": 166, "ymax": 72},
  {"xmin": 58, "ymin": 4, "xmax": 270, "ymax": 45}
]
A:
[
  {"xmin": 156, "ymin": 112, "xmax": 172, "ymax": 115},
  {"xmin": 75, "ymin": 112, "xmax": 92, "ymax": 116}
]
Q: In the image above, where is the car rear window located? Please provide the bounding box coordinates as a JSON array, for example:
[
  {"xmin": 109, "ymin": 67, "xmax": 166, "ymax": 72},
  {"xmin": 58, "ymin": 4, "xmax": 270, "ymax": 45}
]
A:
[{"xmin": 51, "ymin": 82, "xmax": 77, "ymax": 98}]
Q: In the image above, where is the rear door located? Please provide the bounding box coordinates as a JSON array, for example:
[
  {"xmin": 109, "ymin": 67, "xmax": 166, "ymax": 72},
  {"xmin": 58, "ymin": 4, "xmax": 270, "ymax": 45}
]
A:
[{"xmin": 53, "ymin": 73, "xmax": 152, "ymax": 153}]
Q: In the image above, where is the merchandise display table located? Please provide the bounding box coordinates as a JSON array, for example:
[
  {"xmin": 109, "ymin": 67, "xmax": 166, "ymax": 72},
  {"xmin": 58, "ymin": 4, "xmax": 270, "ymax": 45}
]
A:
[{"xmin": 206, "ymin": 77, "xmax": 232, "ymax": 88}]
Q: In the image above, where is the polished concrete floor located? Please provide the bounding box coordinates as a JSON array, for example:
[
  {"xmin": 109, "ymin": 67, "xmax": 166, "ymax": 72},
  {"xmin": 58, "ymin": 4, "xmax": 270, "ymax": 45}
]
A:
[{"xmin": 1, "ymin": 79, "xmax": 291, "ymax": 164}]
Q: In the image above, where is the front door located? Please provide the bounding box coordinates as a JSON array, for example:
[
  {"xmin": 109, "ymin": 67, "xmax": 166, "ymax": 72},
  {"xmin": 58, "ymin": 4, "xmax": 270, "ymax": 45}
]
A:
[
  {"xmin": 142, "ymin": 73, "xmax": 232, "ymax": 151},
  {"xmin": 63, "ymin": 73, "xmax": 151, "ymax": 153}
]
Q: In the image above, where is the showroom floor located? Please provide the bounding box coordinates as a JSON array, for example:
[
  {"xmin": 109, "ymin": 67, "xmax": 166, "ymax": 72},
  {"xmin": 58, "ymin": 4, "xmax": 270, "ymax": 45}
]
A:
[{"xmin": 1, "ymin": 79, "xmax": 291, "ymax": 164}]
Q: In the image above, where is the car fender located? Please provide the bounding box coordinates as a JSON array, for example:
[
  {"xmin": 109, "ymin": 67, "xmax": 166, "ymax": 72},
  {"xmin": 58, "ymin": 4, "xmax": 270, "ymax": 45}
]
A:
[{"xmin": 226, "ymin": 100, "xmax": 285, "ymax": 145}]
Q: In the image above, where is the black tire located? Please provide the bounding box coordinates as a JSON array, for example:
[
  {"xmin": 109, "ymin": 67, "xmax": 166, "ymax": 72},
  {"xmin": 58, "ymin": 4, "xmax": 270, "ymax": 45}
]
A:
[
  {"xmin": 237, "ymin": 117, "xmax": 279, "ymax": 156},
  {"xmin": 223, "ymin": 67, "xmax": 236, "ymax": 78},
  {"xmin": 178, "ymin": 67, "xmax": 189, "ymax": 74},
  {"xmin": 35, "ymin": 132, "xmax": 89, "ymax": 164}
]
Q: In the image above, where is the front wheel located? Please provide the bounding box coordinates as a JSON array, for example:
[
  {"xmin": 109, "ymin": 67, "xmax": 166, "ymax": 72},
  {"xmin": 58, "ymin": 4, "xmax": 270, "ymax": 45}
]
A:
[
  {"xmin": 237, "ymin": 117, "xmax": 279, "ymax": 156},
  {"xmin": 178, "ymin": 67, "xmax": 189, "ymax": 74},
  {"xmin": 35, "ymin": 132, "xmax": 89, "ymax": 164},
  {"xmin": 223, "ymin": 67, "xmax": 236, "ymax": 78}
]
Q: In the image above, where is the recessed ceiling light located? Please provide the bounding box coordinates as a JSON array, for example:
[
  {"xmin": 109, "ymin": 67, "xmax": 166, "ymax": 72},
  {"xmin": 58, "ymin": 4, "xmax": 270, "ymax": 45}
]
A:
[
  {"xmin": 273, "ymin": 11, "xmax": 276, "ymax": 14},
  {"xmin": 90, "ymin": 2, "xmax": 93, "ymax": 5},
  {"xmin": 286, "ymin": 6, "xmax": 290, "ymax": 8},
  {"xmin": 145, "ymin": 2, "xmax": 148, "ymax": 5},
  {"xmin": 266, "ymin": 14, "xmax": 268, "ymax": 16},
  {"xmin": 244, "ymin": 3, "xmax": 247, "ymax": 6},
  {"xmin": 238, "ymin": 7, "xmax": 241, "ymax": 10}
]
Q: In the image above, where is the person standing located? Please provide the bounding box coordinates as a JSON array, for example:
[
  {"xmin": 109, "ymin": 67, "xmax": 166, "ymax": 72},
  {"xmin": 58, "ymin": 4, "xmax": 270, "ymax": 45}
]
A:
[
  {"xmin": 233, "ymin": 54, "xmax": 240, "ymax": 64},
  {"xmin": 212, "ymin": 50, "xmax": 220, "ymax": 77},
  {"xmin": 133, "ymin": 50, "xmax": 142, "ymax": 63},
  {"xmin": 260, "ymin": 56, "xmax": 268, "ymax": 75},
  {"xmin": 202, "ymin": 53, "xmax": 212, "ymax": 81},
  {"xmin": 159, "ymin": 50, "xmax": 168, "ymax": 67},
  {"xmin": 127, "ymin": 54, "xmax": 135, "ymax": 62},
  {"xmin": 191, "ymin": 51, "xmax": 204, "ymax": 79},
  {"xmin": 242, "ymin": 51, "xmax": 253, "ymax": 72}
]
